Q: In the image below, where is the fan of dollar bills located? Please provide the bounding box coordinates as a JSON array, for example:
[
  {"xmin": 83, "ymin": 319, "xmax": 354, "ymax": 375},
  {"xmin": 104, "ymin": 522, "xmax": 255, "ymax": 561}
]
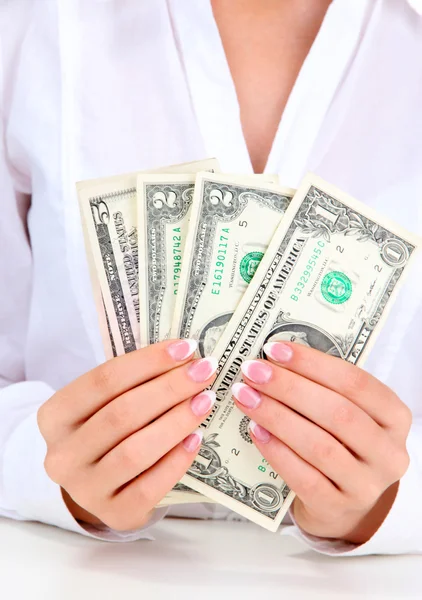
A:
[{"xmin": 78, "ymin": 159, "xmax": 420, "ymax": 531}]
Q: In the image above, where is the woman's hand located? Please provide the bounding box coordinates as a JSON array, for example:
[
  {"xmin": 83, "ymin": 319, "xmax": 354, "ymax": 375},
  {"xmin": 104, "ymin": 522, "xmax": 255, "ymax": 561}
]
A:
[
  {"xmin": 231, "ymin": 342, "xmax": 412, "ymax": 544},
  {"xmin": 37, "ymin": 340, "xmax": 217, "ymax": 531}
]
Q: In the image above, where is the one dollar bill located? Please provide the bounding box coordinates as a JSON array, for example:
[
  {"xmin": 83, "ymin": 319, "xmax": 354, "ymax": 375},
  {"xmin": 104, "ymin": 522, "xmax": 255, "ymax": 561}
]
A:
[
  {"xmin": 171, "ymin": 172, "xmax": 295, "ymax": 355},
  {"xmin": 178, "ymin": 173, "xmax": 421, "ymax": 531}
]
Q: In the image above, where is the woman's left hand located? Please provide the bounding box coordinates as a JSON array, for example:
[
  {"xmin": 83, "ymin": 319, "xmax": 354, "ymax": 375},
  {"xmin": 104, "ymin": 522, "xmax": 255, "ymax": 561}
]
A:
[{"xmin": 231, "ymin": 341, "xmax": 412, "ymax": 544}]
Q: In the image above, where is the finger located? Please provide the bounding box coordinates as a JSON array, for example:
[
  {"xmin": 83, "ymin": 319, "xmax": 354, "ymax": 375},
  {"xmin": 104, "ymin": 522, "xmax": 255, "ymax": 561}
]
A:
[
  {"xmin": 262, "ymin": 341, "xmax": 406, "ymax": 431},
  {"xmin": 43, "ymin": 339, "xmax": 198, "ymax": 432},
  {"xmin": 232, "ymin": 383, "xmax": 364, "ymax": 493},
  {"xmin": 248, "ymin": 422, "xmax": 341, "ymax": 514},
  {"xmin": 95, "ymin": 391, "xmax": 216, "ymax": 490},
  {"xmin": 98, "ymin": 431, "xmax": 204, "ymax": 531},
  {"xmin": 239, "ymin": 360, "xmax": 388, "ymax": 462},
  {"xmin": 74, "ymin": 357, "xmax": 218, "ymax": 461}
]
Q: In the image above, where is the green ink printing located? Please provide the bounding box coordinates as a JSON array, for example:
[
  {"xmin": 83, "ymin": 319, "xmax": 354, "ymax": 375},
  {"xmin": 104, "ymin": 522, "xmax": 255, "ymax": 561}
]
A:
[
  {"xmin": 321, "ymin": 271, "xmax": 352, "ymax": 305},
  {"xmin": 240, "ymin": 252, "xmax": 264, "ymax": 284}
]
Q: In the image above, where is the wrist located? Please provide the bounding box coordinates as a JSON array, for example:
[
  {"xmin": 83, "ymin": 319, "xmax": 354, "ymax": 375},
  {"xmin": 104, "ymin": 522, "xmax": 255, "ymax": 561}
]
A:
[
  {"xmin": 292, "ymin": 480, "xmax": 400, "ymax": 545},
  {"xmin": 340, "ymin": 481, "xmax": 400, "ymax": 545},
  {"xmin": 61, "ymin": 488, "xmax": 157, "ymax": 531},
  {"xmin": 61, "ymin": 488, "xmax": 105, "ymax": 527}
]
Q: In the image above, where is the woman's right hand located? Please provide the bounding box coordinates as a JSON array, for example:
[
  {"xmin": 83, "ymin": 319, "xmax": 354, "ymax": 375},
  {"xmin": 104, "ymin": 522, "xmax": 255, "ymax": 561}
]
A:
[{"xmin": 37, "ymin": 339, "xmax": 217, "ymax": 531}]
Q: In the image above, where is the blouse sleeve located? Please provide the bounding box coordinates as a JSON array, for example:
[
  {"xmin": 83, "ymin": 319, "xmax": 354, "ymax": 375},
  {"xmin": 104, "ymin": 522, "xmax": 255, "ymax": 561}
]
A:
[{"xmin": 0, "ymin": 8, "xmax": 167, "ymax": 541}]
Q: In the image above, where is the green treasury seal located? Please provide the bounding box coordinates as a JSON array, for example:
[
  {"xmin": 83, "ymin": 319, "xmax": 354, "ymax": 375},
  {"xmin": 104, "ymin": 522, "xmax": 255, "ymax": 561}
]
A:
[
  {"xmin": 240, "ymin": 251, "xmax": 264, "ymax": 284},
  {"xmin": 321, "ymin": 271, "xmax": 352, "ymax": 305}
]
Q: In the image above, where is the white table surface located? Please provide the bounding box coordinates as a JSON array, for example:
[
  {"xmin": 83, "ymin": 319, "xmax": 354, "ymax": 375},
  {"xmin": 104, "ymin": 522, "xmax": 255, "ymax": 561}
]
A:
[{"xmin": 0, "ymin": 517, "xmax": 420, "ymax": 600}]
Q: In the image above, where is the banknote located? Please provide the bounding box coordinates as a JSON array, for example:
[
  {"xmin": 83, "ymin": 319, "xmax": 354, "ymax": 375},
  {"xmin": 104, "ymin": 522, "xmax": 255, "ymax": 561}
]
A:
[
  {"xmin": 178, "ymin": 173, "xmax": 421, "ymax": 531},
  {"xmin": 79, "ymin": 205, "xmax": 117, "ymax": 360},
  {"xmin": 136, "ymin": 170, "xmax": 281, "ymax": 505},
  {"xmin": 79, "ymin": 160, "xmax": 221, "ymax": 505},
  {"xmin": 78, "ymin": 159, "xmax": 219, "ymax": 356},
  {"xmin": 139, "ymin": 172, "xmax": 283, "ymax": 347},
  {"xmin": 171, "ymin": 172, "xmax": 294, "ymax": 355},
  {"xmin": 138, "ymin": 174, "xmax": 196, "ymax": 346},
  {"xmin": 157, "ymin": 483, "xmax": 217, "ymax": 507}
]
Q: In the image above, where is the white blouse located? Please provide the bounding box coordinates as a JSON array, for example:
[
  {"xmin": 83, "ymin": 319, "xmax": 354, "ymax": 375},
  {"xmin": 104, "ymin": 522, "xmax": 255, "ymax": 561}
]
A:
[{"xmin": 1, "ymin": 0, "xmax": 422, "ymax": 556}]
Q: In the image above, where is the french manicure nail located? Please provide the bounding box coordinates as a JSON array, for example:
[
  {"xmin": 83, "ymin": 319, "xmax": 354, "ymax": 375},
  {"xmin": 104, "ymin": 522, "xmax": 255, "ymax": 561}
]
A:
[
  {"xmin": 232, "ymin": 382, "xmax": 262, "ymax": 409},
  {"xmin": 183, "ymin": 429, "xmax": 203, "ymax": 452},
  {"xmin": 167, "ymin": 339, "xmax": 198, "ymax": 361},
  {"xmin": 190, "ymin": 391, "xmax": 216, "ymax": 416},
  {"xmin": 187, "ymin": 357, "xmax": 218, "ymax": 383},
  {"xmin": 249, "ymin": 420, "xmax": 271, "ymax": 444},
  {"xmin": 263, "ymin": 342, "xmax": 293, "ymax": 364},
  {"xmin": 241, "ymin": 360, "xmax": 273, "ymax": 384}
]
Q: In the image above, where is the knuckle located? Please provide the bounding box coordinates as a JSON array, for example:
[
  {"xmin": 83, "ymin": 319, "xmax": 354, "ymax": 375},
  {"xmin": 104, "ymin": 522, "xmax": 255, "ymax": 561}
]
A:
[
  {"xmin": 91, "ymin": 362, "xmax": 117, "ymax": 394},
  {"xmin": 132, "ymin": 481, "xmax": 155, "ymax": 513},
  {"xmin": 332, "ymin": 401, "xmax": 355, "ymax": 425},
  {"xmin": 162, "ymin": 374, "xmax": 179, "ymax": 403},
  {"xmin": 172, "ymin": 405, "xmax": 193, "ymax": 431},
  {"xmin": 344, "ymin": 366, "xmax": 368, "ymax": 397},
  {"xmin": 298, "ymin": 354, "xmax": 315, "ymax": 377},
  {"xmin": 37, "ymin": 396, "xmax": 59, "ymax": 438},
  {"xmin": 311, "ymin": 440, "xmax": 337, "ymax": 463},
  {"xmin": 44, "ymin": 448, "xmax": 69, "ymax": 484},
  {"xmin": 101, "ymin": 404, "xmax": 127, "ymax": 432},
  {"xmin": 397, "ymin": 403, "xmax": 413, "ymax": 432},
  {"xmin": 299, "ymin": 472, "xmax": 321, "ymax": 498},
  {"xmin": 280, "ymin": 373, "xmax": 297, "ymax": 400},
  {"xmin": 112, "ymin": 443, "xmax": 142, "ymax": 475},
  {"xmin": 271, "ymin": 403, "xmax": 289, "ymax": 428},
  {"xmin": 36, "ymin": 403, "xmax": 49, "ymax": 436}
]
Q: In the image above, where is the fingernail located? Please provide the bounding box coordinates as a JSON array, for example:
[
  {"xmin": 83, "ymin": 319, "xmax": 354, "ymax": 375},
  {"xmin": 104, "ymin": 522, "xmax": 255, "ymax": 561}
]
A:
[
  {"xmin": 187, "ymin": 357, "xmax": 218, "ymax": 383},
  {"xmin": 263, "ymin": 342, "xmax": 293, "ymax": 364},
  {"xmin": 232, "ymin": 382, "xmax": 262, "ymax": 409},
  {"xmin": 190, "ymin": 391, "xmax": 216, "ymax": 416},
  {"xmin": 167, "ymin": 339, "xmax": 198, "ymax": 361},
  {"xmin": 241, "ymin": 360, "xmax": 273, "ymax": 384},
  {"xmin": 183, "ymin": 429, "xmax": 203, "ymax": 452},
  {"xmin": 249, "ymin": 420, "xmax": 271, "ymax": 444}
]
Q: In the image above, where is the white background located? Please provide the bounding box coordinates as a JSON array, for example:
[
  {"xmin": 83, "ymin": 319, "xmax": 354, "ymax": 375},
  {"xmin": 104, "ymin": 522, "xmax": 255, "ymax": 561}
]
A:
[{"xmin": 0, "ymin": 518, "xmax": 420, "ymax": 600}]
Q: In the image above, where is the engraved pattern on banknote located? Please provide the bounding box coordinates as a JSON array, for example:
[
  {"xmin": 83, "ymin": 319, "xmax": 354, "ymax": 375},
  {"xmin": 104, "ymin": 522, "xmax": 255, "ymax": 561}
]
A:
[
  {"xmin": 299, "ymin": 187, "xmax": 415, "ymax": 254},
  {"xmin": 171, "ymin": 483, "xmax": 203, "ymax": 496},
  {"xmin": 145, "ymin": 183, "xmax": 194, "ymax": 343},
  {"xmin": 179, "ymin": 180, "xmax": 292, "ymax": 338},
  {"xmin": 258, "ymin": 311, "xmax": 343, "ymax": 358},
  {"xmin": 89, "ymin": 195, "xmax": 137, "ymax": 353},
  {"xmin": 103, "ymin": 296, "xmax": 117, "ymax": 358},
  {"xmin": 184, "ymin": 184, "xmax": 417, "ymax": 518},
  {"xmin": 187, "ymin": 433, "xmax": 291, "ymax": 519}
]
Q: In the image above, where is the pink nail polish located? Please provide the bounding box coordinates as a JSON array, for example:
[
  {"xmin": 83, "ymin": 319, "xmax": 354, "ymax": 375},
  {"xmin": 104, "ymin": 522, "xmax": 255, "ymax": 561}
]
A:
[
  {"xmin": 190, "ymin": 391, "xmax": 216, "ymax": 416},
  {"xmin": 241, "ymin": 360, "xmax": 272, "ymax": 384},
  {"xmin": 187, "ymin": 357, "xmax": 218, "ymax": 383},
  {"xmin": 232, "ymin": 382, "xmax": 262, "ymax": 409},
  {"xmin": 167, "ymin": 339, "xmax": 197, "ymax": 361},
  {"xmin": 263, "ymin": 342, "xmax": 293, "ymax": 364},
  {"xmin": 183, "ymin": 429, "xmax": 203, "ymax": 452},
  {"xmin": 249, "ymin": 420, "xmax": 271, "ymax": 444}
]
